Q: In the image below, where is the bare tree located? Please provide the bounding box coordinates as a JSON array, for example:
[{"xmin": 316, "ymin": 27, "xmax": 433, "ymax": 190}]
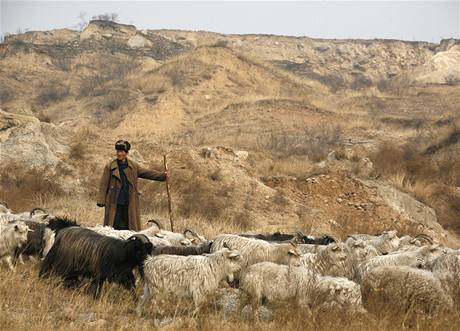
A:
[
  {"xmin": 76, "ymin": 11, "xmax": 88, "ymax": 31},
  {"xmin": 91, "ymin": 12, "xmax": 119, "ymax": 22}
]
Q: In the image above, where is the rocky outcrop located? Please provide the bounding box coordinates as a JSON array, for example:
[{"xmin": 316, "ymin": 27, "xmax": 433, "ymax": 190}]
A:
[
  {"xmin": 358, "ymin": 178, "xmax": 452, "ymax": 242},
  {"xmin": 0, "ymin": 109, "xmax": 67, "ymax": 167}
]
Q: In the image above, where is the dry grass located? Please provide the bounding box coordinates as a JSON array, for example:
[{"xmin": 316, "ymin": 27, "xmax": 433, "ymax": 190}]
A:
[
  {"xmin": 0, "ymin": 162, "xmax": 64, "ymax": 212},
  {"xmin": 256, "ymin": 126, "xmax": 342, "ymax": 162},
  {"xmin": 1, "ymin": 254, "xmax": 459, "ymax": 331},
  {"xmin": 370, "ymin": 140, "xmax": 460, "ymax": 233}
]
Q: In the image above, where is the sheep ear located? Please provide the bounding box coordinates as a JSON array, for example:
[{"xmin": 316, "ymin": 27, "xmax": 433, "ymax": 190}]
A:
[
  {"xmin": 180, "ymin": 239, "xmax": 191, "ymax": 246},
  {"xmin": 332, "ymin": 245, "xmax": 339, "ymax": 251},
  {"xmin": 288, "ymin": 249, "xmax": 299, "ymax": 256},
  {"xmin": 155, "ymin": 233, "xmax": 165, "ymax": 238},
  {"xmin": 14, "ymin": 224, "xmax": 19, "ymax": 231},
  {"xmin": 223, "ymin": 242, "xmax": 231, "ymax": 249}
]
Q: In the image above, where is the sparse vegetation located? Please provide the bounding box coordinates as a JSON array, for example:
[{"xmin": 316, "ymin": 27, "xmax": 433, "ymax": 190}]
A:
[
  {"xmin": 256, "ymin": 126, "xmax": 342, "ymax": 162},
  {"xmin": 0, "ymin": 162, "xmax": 63, "ymax": 211},
  {"xmin": 1, "ymin": 21, "xmax": 460, "ymax": 331},
  {"xmin": 370, "ymin": 139, "xmax": 460, "ymax": 232},
  {"xmin": 35, "ymin": 85, "xmax": 70, "ymax": 105}
]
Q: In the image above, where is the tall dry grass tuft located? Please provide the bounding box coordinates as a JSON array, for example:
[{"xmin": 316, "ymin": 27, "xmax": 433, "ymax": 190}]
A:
[
  {"xmin": 0, "ymin": 162, "xmax": 64, "ymax": 212},
  {"xmin": 256, "ymin": 126, "xmax": 342, "ymax": 162},
  {"xmin": 370, "ymin": 139, "xmax": 460, "ymax": 234}
]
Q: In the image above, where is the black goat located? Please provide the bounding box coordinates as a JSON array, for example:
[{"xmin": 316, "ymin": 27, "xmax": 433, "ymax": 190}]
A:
[
  {"xmin": 239, "ymin": 232, "xmax": 336, "ymax": 245},
  {"xmin": 39, "ymin": 227, "xmax": 152, "ymax": 298},
  {"xmin": 151, "ymin": 240, "xmax": 213, "ymax": 256}
]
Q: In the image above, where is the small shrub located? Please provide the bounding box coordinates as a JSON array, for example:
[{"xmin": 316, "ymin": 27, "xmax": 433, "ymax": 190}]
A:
[
  {"xmin": 0, "ymin": 162, "xmax": 63, "ymax": 211},
  {"xmin": 35, "ymin": 85, "xmax": 70, "ymax": 105},
  {"xmin": 209, "ymin": 169, "xmax": 222, "ymax": 181},
  {"xmin": 36, "ymin": 110, "xmax": 51, "ymax": 123}
]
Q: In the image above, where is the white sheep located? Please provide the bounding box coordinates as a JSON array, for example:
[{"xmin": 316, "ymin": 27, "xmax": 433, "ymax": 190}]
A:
[
  {"xmin": 357, "ymin": 244, "xmax": 446, "ymax": 281},
  {"xmin": 239, "ymin": 261, "xmax": 316, "ymax": 317},
  {"xmin": 309, "ymin": 276, "xmax": 364, "ymax": 313},
  {"xmin": 239, "ymin": 262, "xmax": 363, "ymax": 318},
  {"xmin": 347, "ymin": 230, "xmax": 400, "ymax": 255},
  {"xmin": 88, "ymin": 224, "xmax": 172, "ymax": 246},
  {"xmin": 137, "ymin": 247, "xmax": 242, "ymax": 316},
  {"xmin": 345, "ymin": 238, "xmax": 379, "ymax": 262},
  {"xmin": 0, "ymin": 221, "xmax": 31, "ymax": 270},
  {"xmin": 210, "ymin": 234, "xmax": 301, "ymax": 274},
  {"xmin": 146, "ymin": 220, "xmax": 207, "ymax": 246},
  {"xmin": 364, "ymin": 230, "xmax": 400, "ymax": 254},
  {"xmin": 300, "ymin": 242, "xmax": 357, "ymax": 280},
  {"xmin": 361, "ymin": 266, "xmax": 453, "ymax": 319}
]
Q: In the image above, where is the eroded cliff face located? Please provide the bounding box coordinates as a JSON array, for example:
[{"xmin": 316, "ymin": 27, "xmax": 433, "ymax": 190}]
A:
[{"xmin": 0, "ymin": 20, "xmax": 459, "ymax": 243}]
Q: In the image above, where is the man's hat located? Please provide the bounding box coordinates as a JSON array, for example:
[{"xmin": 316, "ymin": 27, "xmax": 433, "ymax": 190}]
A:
[{"xmin": 115, "ymin": 140, "xmax": 131, "ymax": 152}]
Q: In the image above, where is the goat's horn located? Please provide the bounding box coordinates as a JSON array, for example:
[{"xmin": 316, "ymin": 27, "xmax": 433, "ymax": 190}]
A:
[
  {"xmin": 415, "ymin": 233, "xmax": 433, "ymax": 244},
  {"xmin": 147, "ymin": 219, "xmax": 163, "ymax": 230},
  {"xmin": 30, "ymin": 207, "xmax": 47, "ymax": 217},
  {"xmin": 183, "ymin": 228, "xmax": 197, "ymax": 237}
]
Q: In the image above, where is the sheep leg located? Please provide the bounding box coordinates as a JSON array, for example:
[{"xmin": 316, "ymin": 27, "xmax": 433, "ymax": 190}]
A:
[
  {"xmin": 63, "ymin": 273, "xmax": 80, "ymax": 288},
  {"xmin": 90, "ymin": 278, "xmax": 104, "ymax": 299},
  {"xmin": 18, "ymin": 254, "xmax": 24, "ymax": 265},
  {"xmin": 120, "ymin": 272, "xmax": 137, "ymax": 300},
  {"xmin": 5, "ymin": 256, "xmax": 15, "ymax": 271},
  {"xmin": 249, "ymin": 294, "xmax": 262, "ymax": 321},
  {"xmin": 192, "ymin": 291, "xmax": 204, "ymax": 316},
  {"xmin": 136, "ymin": 283, "xmax": 152, "ymax": 317}
]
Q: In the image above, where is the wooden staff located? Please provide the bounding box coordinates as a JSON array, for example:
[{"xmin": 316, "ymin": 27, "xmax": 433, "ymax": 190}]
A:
[{"xmin": 163, "ymin": 154, "xmax": 174, "ymax": 232}]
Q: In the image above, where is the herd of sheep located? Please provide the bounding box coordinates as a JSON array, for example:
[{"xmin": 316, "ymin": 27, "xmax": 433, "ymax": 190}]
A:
[{"xmin": 1, "ymin": 201, "xmax": 459, "ymax": 322}]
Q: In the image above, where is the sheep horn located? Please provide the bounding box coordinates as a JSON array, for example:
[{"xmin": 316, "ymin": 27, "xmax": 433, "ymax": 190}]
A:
[
  {"xmin": 183, "ymin": 228, "xmax": 197, "ymax": 237},
  {"xmin": 147, "ymin": 219, "xmax": 163, "ymax": 230},
  {"xmin": 30, "ymin": 207, "xmax": 48, "ymax": 217},
  {"xmin": 0, "ymin": 200, "xmax": 9, "ymax": 209},
  {"xmin": 415, "ymin": 223, "xmax": 426, "ymax": 232},
  {"xmin": 289, "ymin": 239, "xmax": 299, "ymax": 247},
  {"xmin": 415, "ymin": 233, "xmax": 433, "ymax": 244}
]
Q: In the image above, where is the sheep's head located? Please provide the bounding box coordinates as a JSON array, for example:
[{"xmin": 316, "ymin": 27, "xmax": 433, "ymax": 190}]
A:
[
  {"xmin": 325, "ymin": 243, "xmax": 348, "ymax": 262},
  {"xmin": 293, "ymin": 232, "xmax": 308, "ymax": 244},
  {"xmin": 288, "ymin": 242, "xmax": 301, "ymax": 267},
  {"xmin": 0, "ymin": 204, "xmax": 10, "ymax": 214},
  {"xmin": 13, "ymin": 222, "xmax": 31, "ymax": 244},
  {"xmin": 222, "ymin": 248, "xmax": 242, "ymax": 283},
  {"xmin": 382, "ymin": 230, "xmax": 398, "ymax": 240},
  {"xmin": 350, "ymin": 240, "xmax": 378, "ymax": 261},
  {"xmin": 184, "ymin": 229, "xmax": 207, "ymax": 245},
  {"xmin": 418, "ymin": 244, "xmax": 446, "ymax": 268},
  {"xmin": 278, "ymin": 242, "xmax": 301, "ymax": 265},
  {"xmin": 399, "ymin": 235, "xmax": 422, "ymax": 248}
]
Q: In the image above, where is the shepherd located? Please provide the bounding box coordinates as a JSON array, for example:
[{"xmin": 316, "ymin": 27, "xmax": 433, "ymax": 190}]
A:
[{"xmin": 97, "ymin": 140, "xmax": 168, "ymax": 231}]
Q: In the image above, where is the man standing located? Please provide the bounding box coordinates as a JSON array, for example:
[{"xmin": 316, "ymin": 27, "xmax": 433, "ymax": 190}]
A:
[{"xmin": 97, "ymin": 140, "xmax": 168, "ymax": 231}]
